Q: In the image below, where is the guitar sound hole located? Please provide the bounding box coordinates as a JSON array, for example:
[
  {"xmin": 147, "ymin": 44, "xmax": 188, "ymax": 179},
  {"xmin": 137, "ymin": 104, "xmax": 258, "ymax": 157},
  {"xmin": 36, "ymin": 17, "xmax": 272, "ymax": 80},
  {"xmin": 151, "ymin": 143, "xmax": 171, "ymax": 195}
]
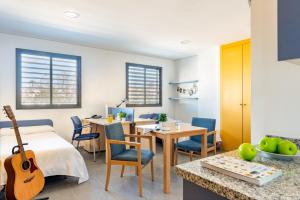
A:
[{"xmin": 22, "ymin": 160, "xmax": 30, "ymax": 170}]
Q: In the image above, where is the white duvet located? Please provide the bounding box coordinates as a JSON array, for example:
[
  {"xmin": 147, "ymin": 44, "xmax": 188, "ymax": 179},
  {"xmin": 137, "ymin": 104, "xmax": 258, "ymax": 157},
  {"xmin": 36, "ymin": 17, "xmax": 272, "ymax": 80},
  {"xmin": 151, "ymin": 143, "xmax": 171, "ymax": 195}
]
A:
[{"xmin": 0, "ymin": 126, "xmax": 89, "ymax": 186}]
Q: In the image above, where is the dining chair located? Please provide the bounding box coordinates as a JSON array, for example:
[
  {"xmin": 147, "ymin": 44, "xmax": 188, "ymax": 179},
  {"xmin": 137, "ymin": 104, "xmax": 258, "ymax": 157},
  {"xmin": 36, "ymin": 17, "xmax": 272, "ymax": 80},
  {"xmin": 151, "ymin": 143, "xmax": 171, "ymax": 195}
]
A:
[
  {"xmin": 174, "ymin": 117, "xmax": 216, "ymax": 164},
  {"xmin": 104, "ymin": 122, "xmax": 154, "ymax": 197},
  {"xmin": 71, "ymin": 116, "xmax": 100, "ymax": 162}
]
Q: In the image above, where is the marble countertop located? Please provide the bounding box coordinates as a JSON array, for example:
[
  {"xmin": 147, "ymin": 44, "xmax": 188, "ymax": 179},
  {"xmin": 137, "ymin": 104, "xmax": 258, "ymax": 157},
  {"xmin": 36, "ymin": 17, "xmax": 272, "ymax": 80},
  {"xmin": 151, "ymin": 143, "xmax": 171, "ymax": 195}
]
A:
[{"xmin": 176, "ymin": 151, "xmax": 300, "ymax": 200}]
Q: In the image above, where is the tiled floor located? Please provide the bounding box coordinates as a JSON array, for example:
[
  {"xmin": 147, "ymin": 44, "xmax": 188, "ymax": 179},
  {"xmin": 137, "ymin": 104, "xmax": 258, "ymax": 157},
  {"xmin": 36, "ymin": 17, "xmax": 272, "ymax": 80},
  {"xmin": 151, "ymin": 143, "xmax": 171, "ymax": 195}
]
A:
[{"xmin": 36, "ymin": 144, "xmax": 193, "ymax": 200}]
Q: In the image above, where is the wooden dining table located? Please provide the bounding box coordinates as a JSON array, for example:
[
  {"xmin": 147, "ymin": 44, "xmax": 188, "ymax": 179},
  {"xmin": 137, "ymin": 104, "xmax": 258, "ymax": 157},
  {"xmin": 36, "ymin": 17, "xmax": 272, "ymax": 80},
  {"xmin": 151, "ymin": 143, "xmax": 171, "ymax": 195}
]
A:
[{"xmin": 135, "ymin": 123, "xmax": 208, "ymax": 194}]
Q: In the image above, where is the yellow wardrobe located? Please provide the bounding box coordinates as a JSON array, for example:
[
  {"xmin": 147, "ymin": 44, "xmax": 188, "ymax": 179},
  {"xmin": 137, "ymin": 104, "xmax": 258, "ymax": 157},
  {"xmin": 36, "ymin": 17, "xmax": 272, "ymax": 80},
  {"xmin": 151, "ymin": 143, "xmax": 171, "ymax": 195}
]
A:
[{"xmin": 220, "ymin": 39, "xmax": 251, "ymax": 151}]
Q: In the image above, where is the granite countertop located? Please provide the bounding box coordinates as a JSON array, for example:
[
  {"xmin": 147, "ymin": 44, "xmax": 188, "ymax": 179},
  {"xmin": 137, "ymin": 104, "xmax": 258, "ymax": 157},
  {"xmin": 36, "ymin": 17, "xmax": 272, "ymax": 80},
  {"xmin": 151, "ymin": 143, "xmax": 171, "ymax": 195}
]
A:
[{"xmin": 176, "ymin": 151, "xmax": 300, "ymax": 200}]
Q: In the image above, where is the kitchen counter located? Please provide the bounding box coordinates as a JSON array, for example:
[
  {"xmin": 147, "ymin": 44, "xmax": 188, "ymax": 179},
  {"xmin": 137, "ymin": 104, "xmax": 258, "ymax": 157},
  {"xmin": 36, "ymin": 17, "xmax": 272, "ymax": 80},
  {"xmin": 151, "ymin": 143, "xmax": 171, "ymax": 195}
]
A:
[{"xmin": 176, "ymin": 151, "xmax": 300, "ymax": 200}]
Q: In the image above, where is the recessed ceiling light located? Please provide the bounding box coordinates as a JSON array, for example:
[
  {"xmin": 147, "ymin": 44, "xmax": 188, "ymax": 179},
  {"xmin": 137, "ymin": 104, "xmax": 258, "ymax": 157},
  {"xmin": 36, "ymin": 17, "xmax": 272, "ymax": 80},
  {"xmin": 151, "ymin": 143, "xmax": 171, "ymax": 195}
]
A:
[
  {"xmin": 64, "ymin": 11, "xmax": 80, "ymax": 19},
  {"xmin": 180, "ymin": 40, "xmax": 191, "ymax": 45}
]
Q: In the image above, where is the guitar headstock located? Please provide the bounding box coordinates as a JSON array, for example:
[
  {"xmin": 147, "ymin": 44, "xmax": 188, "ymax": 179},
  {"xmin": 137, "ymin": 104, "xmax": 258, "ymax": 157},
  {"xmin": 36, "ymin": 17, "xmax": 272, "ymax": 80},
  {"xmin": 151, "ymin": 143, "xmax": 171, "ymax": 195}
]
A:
[{"xmin": 3, "ymin": 105, "xmax": 16, "ymax": 121}]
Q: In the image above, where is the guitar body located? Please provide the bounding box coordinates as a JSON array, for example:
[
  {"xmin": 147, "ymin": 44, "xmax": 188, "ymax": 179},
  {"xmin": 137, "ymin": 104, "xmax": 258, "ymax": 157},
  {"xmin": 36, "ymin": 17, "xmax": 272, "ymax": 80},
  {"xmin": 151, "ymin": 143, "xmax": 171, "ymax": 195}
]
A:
[{"xmin": 4, "ymin": 150, "xmax": 45, "ymax": 200}]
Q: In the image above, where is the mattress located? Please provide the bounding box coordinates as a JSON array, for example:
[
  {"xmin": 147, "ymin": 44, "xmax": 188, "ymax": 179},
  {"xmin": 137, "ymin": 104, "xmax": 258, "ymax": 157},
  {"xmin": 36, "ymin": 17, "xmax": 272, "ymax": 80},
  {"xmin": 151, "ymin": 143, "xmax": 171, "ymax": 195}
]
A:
[{"xmin": 0, "ymin": 126, "xmax": 89, "ymax": 185}]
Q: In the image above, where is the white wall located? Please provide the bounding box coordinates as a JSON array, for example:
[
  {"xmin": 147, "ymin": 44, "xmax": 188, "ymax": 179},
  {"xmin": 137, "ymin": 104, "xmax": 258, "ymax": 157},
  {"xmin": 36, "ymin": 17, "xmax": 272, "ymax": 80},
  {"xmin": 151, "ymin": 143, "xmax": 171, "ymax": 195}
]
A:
[
  {"xmin": 251, "ymin": 0, "xmax": 300, "ymax": 143},
  {"xmin": 174, "ymin": 47, "xmax": 220, "ymax": 130},
  {"xmin": 0, "ymin": 33, "xmax": 176, "ymax": 140}
]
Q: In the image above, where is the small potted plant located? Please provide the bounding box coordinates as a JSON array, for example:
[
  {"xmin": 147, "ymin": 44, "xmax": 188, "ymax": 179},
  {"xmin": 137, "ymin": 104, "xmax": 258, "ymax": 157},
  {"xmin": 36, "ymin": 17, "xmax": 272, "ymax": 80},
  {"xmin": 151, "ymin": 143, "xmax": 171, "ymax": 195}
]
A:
[
  {"xmin": 158, "ymin": 113, "xmax": 167, "ymax": 127},
  {"xmin": 119, "ymin": 112, "xmax": 127, "ymax": 122}
]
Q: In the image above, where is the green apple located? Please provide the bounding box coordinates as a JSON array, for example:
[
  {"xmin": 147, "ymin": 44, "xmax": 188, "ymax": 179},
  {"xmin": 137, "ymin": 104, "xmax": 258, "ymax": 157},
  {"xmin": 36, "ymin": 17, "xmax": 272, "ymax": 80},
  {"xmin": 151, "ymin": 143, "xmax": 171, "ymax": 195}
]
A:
[
  {"xmin": 259, "ymin": 136, "xmax": 277, "ymax": 153},
  {"xmin": 270, "ymin": 137, "xmax": 283, "ymax": 153},
  {"xmin": 278, "ymin": 140, "xmax": 298, "ymax": 155},
  {"xmin": 239, "ymin": 143, "xmax": 257, "ymax": 161}
]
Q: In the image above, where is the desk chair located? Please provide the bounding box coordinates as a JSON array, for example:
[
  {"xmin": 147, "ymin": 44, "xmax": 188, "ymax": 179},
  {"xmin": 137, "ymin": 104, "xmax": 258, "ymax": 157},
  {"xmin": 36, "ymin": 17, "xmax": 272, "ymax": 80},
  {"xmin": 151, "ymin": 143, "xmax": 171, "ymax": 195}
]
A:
[
  {"xmin": 174, "ymin": 118, "xmax": 216, "ymax": 164},
  {"xmin": 104, "ymin": 123, "xmax": 154, "ymax": 197},
  {"xmin": 71, "ymin": 116, "xmax": 99, "ymax": 162}
]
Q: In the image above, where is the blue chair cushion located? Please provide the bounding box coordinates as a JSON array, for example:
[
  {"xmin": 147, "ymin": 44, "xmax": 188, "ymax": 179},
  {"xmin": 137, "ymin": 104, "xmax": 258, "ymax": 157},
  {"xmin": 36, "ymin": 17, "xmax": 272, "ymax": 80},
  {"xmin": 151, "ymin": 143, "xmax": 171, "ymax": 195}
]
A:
[
  {"xmin": 74, "ymin": 133, "xmax": 99, "ymax": 141},
  {"xmin": 191, "ymin": 135, "xmax": 214, "ymax": 145},
  {"xmin": 112, "ymin": 149, "xmax": 154, "ymax": 165},
  {"xmin": 176, "ymin": 139, "xmax": 214, "ymax": 152}
]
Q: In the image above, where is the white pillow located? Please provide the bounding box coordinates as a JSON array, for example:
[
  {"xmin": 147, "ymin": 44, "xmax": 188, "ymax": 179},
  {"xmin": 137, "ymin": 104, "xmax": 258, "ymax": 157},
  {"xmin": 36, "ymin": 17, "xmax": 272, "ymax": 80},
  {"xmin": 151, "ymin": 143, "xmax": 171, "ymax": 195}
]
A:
[{"xmin": 0, "ymin": 125, "xmax": 55, "ymax": 136}]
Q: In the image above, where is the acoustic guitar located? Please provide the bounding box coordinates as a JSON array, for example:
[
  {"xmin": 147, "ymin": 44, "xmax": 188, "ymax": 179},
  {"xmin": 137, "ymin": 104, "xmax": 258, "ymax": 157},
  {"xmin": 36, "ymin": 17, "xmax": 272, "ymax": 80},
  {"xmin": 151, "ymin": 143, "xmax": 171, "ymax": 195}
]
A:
[{"xmin": 3, "ymin": 105, "xmax": 45, "ymax": 200}]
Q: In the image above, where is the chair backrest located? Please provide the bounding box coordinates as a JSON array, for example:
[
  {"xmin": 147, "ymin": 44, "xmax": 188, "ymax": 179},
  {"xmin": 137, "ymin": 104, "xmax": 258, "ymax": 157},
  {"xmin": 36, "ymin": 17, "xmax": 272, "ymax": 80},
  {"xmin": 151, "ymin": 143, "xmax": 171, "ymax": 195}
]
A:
[
  {"xmin": 104, "ymin": 123, "xmax": 126, "ymax": 158},
  {"xmin": 139, "ymin": 113, "xmax": 153, "ymax": 119},
  {"xmin": 151, "ymin": 113, "xmax": 159, "ymax": 120},
  {"xmin": 191, "ymin": 117, "xmax": 216, "ymax": 144},
  {"xmin": 71, "ymin": 116, "xmax": 83, "ymax": 139}
]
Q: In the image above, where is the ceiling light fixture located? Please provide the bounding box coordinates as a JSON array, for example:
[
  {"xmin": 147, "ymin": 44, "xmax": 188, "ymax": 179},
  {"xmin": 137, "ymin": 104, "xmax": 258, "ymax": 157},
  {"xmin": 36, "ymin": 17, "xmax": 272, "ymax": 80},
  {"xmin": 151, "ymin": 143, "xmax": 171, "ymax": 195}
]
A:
[
  {"xmin": 180, "ymin": 40, "xmax": 191, "ymax": 45},
  {"xmin": 64, "ymin": 10, "xmax": 80, "ymax": 19}
]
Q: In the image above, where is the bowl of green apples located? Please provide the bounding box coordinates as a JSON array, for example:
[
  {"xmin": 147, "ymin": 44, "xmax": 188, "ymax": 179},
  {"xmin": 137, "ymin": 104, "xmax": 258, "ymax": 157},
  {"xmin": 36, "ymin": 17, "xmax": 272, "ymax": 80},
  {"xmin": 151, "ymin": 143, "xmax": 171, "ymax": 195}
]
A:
[{"xmin": 256, "ymin": 136, "xmax": 300, "ymax": 161}]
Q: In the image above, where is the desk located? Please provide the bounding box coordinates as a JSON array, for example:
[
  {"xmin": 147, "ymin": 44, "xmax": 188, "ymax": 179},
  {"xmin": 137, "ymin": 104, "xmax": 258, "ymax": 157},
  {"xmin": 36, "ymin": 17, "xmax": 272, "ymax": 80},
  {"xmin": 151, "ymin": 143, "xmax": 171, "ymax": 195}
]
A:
[
  {"xmin": 82, "ymin": 118, "xmax": 156, "ymax": 152},
  {"xmin": 136, "ymin": 123, "xmax": 208, "ymax": 194}
]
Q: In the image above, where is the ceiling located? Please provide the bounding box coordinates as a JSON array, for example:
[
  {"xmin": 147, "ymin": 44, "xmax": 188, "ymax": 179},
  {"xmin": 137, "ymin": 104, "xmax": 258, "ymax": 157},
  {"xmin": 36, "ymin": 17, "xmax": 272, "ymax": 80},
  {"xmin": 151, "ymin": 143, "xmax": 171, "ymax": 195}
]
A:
[{"xmin": 0, "ymin": 0, "xmax": 250, "ymax": 60}]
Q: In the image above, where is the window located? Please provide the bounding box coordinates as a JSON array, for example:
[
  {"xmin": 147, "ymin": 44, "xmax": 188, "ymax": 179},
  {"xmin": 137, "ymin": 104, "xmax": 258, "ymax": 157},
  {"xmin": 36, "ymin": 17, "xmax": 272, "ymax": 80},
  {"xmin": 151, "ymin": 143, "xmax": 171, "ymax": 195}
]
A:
[
  {"xmin": 126, "ymin": 63, "xmax": 162, "ymax": 107},
  {"xmin": 16, "ymin": 49, "xmax": 81, "ymax": 109}
]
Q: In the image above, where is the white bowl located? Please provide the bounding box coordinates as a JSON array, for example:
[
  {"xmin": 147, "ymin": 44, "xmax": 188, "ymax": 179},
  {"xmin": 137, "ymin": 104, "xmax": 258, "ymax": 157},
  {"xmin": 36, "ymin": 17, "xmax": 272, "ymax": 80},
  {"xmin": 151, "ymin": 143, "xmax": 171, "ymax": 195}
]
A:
[{"xmin": 256, "ymin": 147, "xmax": 300, "ymax": 161}]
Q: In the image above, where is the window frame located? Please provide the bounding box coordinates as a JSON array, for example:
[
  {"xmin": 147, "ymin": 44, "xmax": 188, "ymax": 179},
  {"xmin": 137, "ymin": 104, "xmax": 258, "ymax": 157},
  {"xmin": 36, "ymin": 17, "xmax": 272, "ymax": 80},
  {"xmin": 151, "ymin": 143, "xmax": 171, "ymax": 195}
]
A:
[
  {"xmin": 126, "ymin": 62, "xmax": 162, "ymax": 107},
  {"xmin": 16, "ymin": 48, "xmax": 82, "ymax": 110}
]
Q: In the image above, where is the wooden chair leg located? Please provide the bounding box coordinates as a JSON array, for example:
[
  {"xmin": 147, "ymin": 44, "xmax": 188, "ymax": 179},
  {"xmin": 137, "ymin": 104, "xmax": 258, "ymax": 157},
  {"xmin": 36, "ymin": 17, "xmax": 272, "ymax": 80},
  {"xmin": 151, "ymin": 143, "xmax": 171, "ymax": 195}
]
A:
[
  {"xmin": 120, "ymin": 165, "xmax": 125, "ymax": 178},
  {"xmin": 174, "ymin": 148, "xmax": 178, "ymax": 165},
  {"xmin": 135, "ymin": 167, "xmax": 138, "ymax": 176},
  {"xmin": 105, "ymin": 162, "xmax": 111, "ymax": 191},
  {"xmin": 77, "ymin": 141, "xmax": 80, "ymax": 149},
  {"xmin": 189, "ymin": 151, "xmax": 193, "ymax": 161},
  {"xmin": 150, "ymin": 160, "xmax": 154, "ymax": 182},
  {"xmin": 93, "ymin": 139, "xmax": 96, "ymax": 162},
  {"xmin": 137, "ymin": 165, "xmax": 143, "ymax": 197}
]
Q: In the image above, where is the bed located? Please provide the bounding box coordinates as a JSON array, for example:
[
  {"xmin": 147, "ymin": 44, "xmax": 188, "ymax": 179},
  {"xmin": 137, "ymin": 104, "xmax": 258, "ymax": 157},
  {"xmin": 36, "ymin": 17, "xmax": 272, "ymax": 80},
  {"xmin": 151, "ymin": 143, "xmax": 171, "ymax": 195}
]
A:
[{"xmin": 0, "ymin": 119, "xmax": 89, "ymax": 186}]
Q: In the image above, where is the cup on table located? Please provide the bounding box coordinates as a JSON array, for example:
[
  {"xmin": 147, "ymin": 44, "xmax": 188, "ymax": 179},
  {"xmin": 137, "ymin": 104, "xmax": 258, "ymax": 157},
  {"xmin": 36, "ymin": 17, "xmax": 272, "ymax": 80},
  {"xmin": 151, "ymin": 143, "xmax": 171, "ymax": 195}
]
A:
[
  {"xmin": 175, "ymin": 120, "xmax": 181, "ymax": 130},
  {"xmin": 107, "ymin": 115, "xmax": 113, "ymax": 123}
]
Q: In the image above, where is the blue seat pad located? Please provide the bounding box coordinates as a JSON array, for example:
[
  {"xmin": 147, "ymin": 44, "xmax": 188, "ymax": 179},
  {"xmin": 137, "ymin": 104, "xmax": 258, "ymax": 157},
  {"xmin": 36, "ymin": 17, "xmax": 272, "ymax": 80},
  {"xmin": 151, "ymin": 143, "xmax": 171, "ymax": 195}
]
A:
[
  {"xmin": 176, "ymin": 139, "xmax": 214, "ymax": 152},
  {"xmin": 112, "ymin": 149, "xmax": 154, "ymax": 165},
  {"xmin": 74, "ymin": 133, "xmax": 100, "ymax": 141}
]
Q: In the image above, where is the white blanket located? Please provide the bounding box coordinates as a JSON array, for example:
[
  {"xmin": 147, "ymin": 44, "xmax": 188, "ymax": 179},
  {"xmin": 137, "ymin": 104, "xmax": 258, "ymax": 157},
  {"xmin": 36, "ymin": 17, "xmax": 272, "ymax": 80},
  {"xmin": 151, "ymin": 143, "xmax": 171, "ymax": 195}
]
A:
[{"xmin": 0, "ymin": 128, "xmax": 89, "ymax": 186}]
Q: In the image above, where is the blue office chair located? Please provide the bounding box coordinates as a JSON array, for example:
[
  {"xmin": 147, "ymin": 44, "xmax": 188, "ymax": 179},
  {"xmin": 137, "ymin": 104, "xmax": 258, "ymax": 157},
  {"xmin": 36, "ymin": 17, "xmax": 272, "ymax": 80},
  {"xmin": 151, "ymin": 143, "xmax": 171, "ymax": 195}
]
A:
[
  {"xmin": 104, "ymin": 122, "xmax": 154, "ymax": 197},
  {"xmin": 71, "ymin": 116, "xmax": 99, "ymax": 162},
  {"xmin": 174, "ymin": 117, "xmax": 217, "ymax": 164}
]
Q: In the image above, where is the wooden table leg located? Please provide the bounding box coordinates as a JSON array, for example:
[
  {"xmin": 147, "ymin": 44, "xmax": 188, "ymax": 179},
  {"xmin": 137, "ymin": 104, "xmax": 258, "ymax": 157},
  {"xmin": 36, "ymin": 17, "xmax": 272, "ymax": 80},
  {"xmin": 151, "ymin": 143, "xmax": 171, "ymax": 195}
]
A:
[
  {"xmin": 170, "ymin": 139, "xmax": 175, "ymax": 166},
  {"xmin": 152, "ymin": 135, "xmax": 156, "ymax": 154},
  {"xmin": 163, "ymin": 135, "xmax": 171, "ymax": 193},
  {"xmin": 201, "ymin": 130, "xmax": 208, "ymax": 158},
  {"xmin": 130, "ymin": 123, "xmax": 136, "ymax": 142}
]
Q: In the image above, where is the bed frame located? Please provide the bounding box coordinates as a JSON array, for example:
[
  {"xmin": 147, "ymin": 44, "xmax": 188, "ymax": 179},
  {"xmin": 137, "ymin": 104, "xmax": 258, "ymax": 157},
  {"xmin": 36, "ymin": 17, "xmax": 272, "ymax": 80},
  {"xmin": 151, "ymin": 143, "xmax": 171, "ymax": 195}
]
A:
[{"xmin": 0, "ymin": 119, "xmax": 53, "ymax": 129}]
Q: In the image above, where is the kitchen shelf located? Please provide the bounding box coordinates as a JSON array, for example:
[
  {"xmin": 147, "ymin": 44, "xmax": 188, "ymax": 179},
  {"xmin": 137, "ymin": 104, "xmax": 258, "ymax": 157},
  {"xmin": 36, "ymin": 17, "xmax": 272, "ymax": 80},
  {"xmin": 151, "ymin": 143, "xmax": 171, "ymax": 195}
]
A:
[
  {"xmin": 169, "ymin": 80, "xmax": 199, "ymax": 84},
  {"xmin": 169, "ymin": 97, "xmax": 199, "ymax": 100}
]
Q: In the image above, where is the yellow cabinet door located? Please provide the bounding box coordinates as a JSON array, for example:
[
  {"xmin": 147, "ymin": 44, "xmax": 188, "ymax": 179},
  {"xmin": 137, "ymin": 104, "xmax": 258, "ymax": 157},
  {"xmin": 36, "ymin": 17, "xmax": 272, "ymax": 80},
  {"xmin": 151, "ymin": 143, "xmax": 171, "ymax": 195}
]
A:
[
  {"xmin": 220, "ymin": 39, "xmax": 251, "ymax": 151},
  {"xmin": 242, "ymin": 42, "xmax": 251, "ymax": 144}
]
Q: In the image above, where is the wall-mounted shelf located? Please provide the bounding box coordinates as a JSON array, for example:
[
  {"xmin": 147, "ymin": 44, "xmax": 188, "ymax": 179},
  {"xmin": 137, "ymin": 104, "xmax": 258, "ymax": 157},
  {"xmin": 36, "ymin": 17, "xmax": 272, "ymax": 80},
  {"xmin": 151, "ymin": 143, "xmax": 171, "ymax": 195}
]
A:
[
  {"xmin": 169, "ymin": 97, "xmax": 199, "ymax": 100},
  {"xmin": 169, "ymin": 80, "xmax": 199, "ymax": 85}
]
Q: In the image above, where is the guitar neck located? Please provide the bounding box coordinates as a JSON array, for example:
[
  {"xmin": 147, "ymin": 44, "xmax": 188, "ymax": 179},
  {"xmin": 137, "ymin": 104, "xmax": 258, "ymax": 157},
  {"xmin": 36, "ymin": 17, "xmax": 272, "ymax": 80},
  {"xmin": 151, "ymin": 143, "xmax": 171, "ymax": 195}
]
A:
[
  {"xmin": 12, "ymin": 123, "xmax": 26, "ymax": 161},
  {"xmin": 3, "ymin": 105, "xmax": 27, "ymax": 162}
]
